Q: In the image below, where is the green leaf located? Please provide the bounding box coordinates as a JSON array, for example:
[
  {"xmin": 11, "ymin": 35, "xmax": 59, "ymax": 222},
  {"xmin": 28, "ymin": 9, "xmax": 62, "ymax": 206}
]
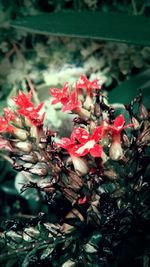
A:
[
  {"xmin": 108, "ymin": 69, "xmax": 150, "ymax": 107},
  {"xmin": 11, "ymin": 12, "xmax": 150, "ymax": 46}
]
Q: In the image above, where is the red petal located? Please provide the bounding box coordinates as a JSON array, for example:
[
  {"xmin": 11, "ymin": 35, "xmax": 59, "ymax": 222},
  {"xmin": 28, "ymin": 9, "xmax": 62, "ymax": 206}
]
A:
[
  {"xmin": 0, "ymin": 117, "xmax": 12, "ymax": 133},
  {"xmin": 91, "ymin": 79, "xmax": 101, "ymax": 89},
  {"xmin": 62, "ymin": 100, "xmax": 81, "ymax": 112},
  {"xmin": 62, "ymin": 82, "xmax": 69, "ymax": 95},
  {"xmin": 76, "ymin": 75, "xmax": 89, "ymax": 88},
  {"xmin": 123, "ymin": 123, "xmax": 134, "ymax": 130},
  {"xmin": 13, "ymin": 91, "xmax": 33, "ymax": 108},
  {"xmin": 114, "ymin": 115, "xmax": 125, "ymax": 129},
  {"xmin": 35, "ymin": 102, "xmax": 44, "ymax": 112},
  {"xmin": 62, "ymin": 103, "xmax": 72, "ymax": 112},
  {"xmin": 3, "ymin": 108, "xmax": 16, "ymax": 121},
  {"xmin": 70, "ymin": 89, "xmax": 77, "ymax": 103},
  {"xmin": 51, "ymin": 99, "xmax": 59, "ymax": 104},
  {"xmin": 58, "ymin": 137, "xmax": 73, "ymax": 149},
  {"xmin": 50, "ymin": 88, "xmax": 61, "ymax": 98},
  {"xmin": 92, "ymin": 125, "xmax": 103, "ymax": 142},
  {"xmin": 78, "ymin": 196, "xmax": 87, "ymax": 205},
  {"xmin": 71, "ymin": 128, "xmax": 90, "ymax": 143},
  {"xmin": 90, "ymin": 144, "xmax": 103, "ymax": 157}
]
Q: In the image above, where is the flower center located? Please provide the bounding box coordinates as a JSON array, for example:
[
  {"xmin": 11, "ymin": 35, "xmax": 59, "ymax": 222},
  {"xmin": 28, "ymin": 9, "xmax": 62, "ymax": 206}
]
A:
[{"xmin": 76, "ymin": 140, "xmax": 95, "ymax": 154}]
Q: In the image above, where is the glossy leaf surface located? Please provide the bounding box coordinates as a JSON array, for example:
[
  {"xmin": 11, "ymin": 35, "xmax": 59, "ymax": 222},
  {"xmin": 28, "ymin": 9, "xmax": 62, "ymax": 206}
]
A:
[
  {"xmin": 109, "ymin": 69, "xmax": 150, "ymax": 107},
  {"xmin": 11, "ymin": 12, "xmax": 150, "ymax": 46}
]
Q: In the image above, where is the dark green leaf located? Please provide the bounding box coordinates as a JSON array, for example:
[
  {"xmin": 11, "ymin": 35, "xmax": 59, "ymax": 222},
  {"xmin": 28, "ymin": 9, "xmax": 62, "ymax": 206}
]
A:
[
  {"xmin": 11, "ymin": 12, "xmax": 150, "ymax": 46},
  {"xmin": 109, "ymin": 69, "xmax": 150, "ymax": 107}
]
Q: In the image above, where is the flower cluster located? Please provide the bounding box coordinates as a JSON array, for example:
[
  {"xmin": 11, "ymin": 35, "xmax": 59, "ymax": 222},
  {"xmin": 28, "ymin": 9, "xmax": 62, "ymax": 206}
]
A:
[
  {"xmin": 50, "ymin": 75, "xmax": 101, "ymax": 119},
  {"xmin": 0, "ymin": 76, "xmax": 133, "ymax": 164},
  {"xmin": 0, "ymin": 75, "xmax": 149, "ymax": 267},
  {"xmin": 0, "ymin": 90, "xmax": 45, "ymax": 150},
  {"xmin": 0, "ymin": 76, "xmax": 134, "ymax": 201},
  {"xmin": 12, "ymin": 91, "xmax": 45, "ymax": 126},
  {"xmin": 50, "ymin": 75, "xmax": 133, "ymax": 168}
]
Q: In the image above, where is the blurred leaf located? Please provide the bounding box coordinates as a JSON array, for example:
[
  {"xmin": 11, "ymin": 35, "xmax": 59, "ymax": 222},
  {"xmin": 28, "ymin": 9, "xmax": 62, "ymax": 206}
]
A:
[
  {"xmin": 144, "ymin": 0, "xmax": 150, "ymax": 7},
  {"xmin": 109, "ymin": 69, "xmax": 150, "ymax": 107},
  {"xmin": 11, "ymin": 12, "xmax": 150, "ymax": 46}
]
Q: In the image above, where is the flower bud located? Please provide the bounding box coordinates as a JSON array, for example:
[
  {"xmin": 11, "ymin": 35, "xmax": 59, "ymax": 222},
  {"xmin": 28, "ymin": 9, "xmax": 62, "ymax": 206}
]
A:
[
  {"xmin": 75, "ymin": 107, "xmax": 90, "ymax": 120},
  {"xmin": 29, "ymin": 163, "xmax": 48, "ymax": 176},
  {"xmin": 13, "ymin": 128, "xmax": 29, "ymax": 141},
  {"xmin": 83, "ymin": 95, "xmax": 93, "ymax": 110},
  {"xmin": 13, "ymin": 141, "xmax": 32, "ymax": 152},
  {"xmin": 138, "ymin": 103, "xmax": 148, "ymax": 120},
  {"xmin": 23, "ymin": 227, "xmax": 40, "ymax": 242},
  {"xmin": 109, "ymin": 141, "xmax": 123, "ymax": 160},
  {"xmin": 101, "ymin": 136, "xmax": 109, "ymax": 147},
  {"xmin": 131, "ymin": 116, "xmax": 140, "ymax": 129},
  {"xmin": 5, "ymin": 230, "xmax": 22, "ymax": 243},
  {"xmin": 71, "ymin": 156, "xmax": 89, "ymax": 176},
  {"xmin": 61, "ymin": 260, "xmax": 76, "ymax": 267},
  {"xmin": 20, "ymin": 153, "xmax": 38, "ymax": 163},
  {"xmin": 94, "ymin": 102, "xmax": 101, "ymax": 118},
  {"xmin": 84, "ymin": 243, "xmax": 97, "ymax": 253},
  {"xmin": 101, "ymin": 151, "xmax": 109, "ymax": 163}
]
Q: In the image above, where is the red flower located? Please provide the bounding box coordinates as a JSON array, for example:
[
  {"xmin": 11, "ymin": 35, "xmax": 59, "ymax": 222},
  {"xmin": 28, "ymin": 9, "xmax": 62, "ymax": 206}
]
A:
[
  {"xmin": 108, "ymin": 114, "xmax": 133, "ymax": 140},
  {"xmin": 108, "ymin": 115, "xmax": 133, "ymax": 160},
  {"xmin": 3, "ymin": 108, "xmax": 17, "ymax": 121},
  {"xmin": 0, "ymin": 116, "xmax": 13, "ymax": 133},
  {"xmin": 58, "ymin": 136, "xmax": 89, "ymax": 175},
  {"xmin": 78, "ymin": 196, "xmax": 87, "ymax": 205},
  {"xmin": 71, "ymin": 126, "xmax": 103, "ymax": 157},
  {"xmin": 12, "ymin": 91, "xmax": 32, "ymax": 108},
  {"xmin": 62, "ymin": 89, "xmax": 81, "ymax": 112},
  {"xmin": 3, "ymin": 108, "xmax": 23, "ymax": 128},
  {"xmin": 76, "ymin": 75, "xmax": 101, "ymax": 95},
  {"xmin": 50, "ymin": 82, "xmax": 70, "ymax": 105},
  {"xmin": 12, "ymin": 91, "xmax": 45, "ymax": 126},
  {"xmin": 58, "ymin": 137, "xmax": 76, "ymax": 155}
]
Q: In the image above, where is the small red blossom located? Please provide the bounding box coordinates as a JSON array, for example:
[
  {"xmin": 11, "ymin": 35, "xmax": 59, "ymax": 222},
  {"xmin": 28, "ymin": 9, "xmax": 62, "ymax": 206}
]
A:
[
  {"xmin": 12, "ymin": 91, "xmax": 45, "ymax": 126},
  {"xmin": 62, "ymin": 89, "xmax": 81, "ymax": 112},
  {"xmin": 12, "ymin": 91, "xmax": 32, "ymax": 108},
  {"xmin": 76, "ymin": 75, "xmax": 101, "ymax": 95},
  {"xmin": 57, "ymin": 137, "xmax": 76, "ymax": 155},
  {"xmin": 71, "ymin": 126, "xmax": 103, "ymax": 157},
  {"xmin": 3, "ymin": 108, "xmax": 17, "ymax": 121},
  {"xmin": 0, "ymin": 116, "xmax": 13, "ymax": 133},
  {"xmin": 108, "ymin": 115, "xmax": 133, "ymax": 140},
  {"xmin": 50, "ymin": 82, "xmax": 70, "ymax": 105},
  {"xmin": 58, "ymin": 136, "xmax": 89, "ymax": 175},
  {"xmin": 108, "ymin": 115, "xmax": 134, "ymax": 160},
  {"xmin": 78, "ymin": 196, "xmax": 87, "ymax": 205},
  {"xmin": 3, "ymin": 108, "xmax": 23, "ymax": 128}
]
